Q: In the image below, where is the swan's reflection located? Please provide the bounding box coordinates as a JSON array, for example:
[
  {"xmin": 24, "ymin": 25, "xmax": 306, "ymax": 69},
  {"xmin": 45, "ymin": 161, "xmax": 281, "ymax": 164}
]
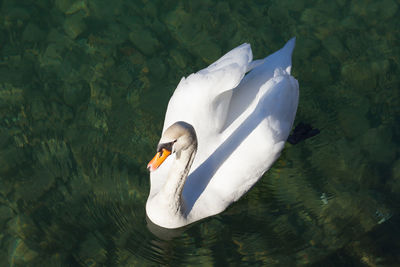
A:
[{"xmin": 146, "ymin": 215, "xmax": 187, "ymax": 240}]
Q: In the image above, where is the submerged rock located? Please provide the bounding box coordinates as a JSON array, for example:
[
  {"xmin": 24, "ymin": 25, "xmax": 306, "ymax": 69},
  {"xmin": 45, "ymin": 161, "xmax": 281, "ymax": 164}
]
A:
[
  {"xmin": 0, "ymin": 205, "xmax": 14, "ymax": 227},
  {"xmin": 341, "ymin": 61, "xmax": 376, "ymax": 89},
  {"xmin": 129, "ymin": 25, "xmax": 160, "ymax": 56},
  {"xmin": 338, "ymin": 109, "xmax": 370, "ymax": 139},
  {"xmin": 147, "ymin": 57, "xmax": 166, "ymax": 78},
  {"xmin": 22, "ymin": 23, "xmax": 46, "ymax": 43},
  {"xmin": 0, "ymin": 146, "xmax": 21, "ymax": 176},
  {"xmin": 322, "ymin": 36, "xmax": 345, "ymax": 60},
  {"xmin": 351, "ymin": 0, "xmax": 398, "ymax": 21},
  {"xmin": 77, "ymin": 233, "xmax": 107, "ymax": 265},
  {"xmin": 63, "ymin": 13, "xmax": 86, "ymax": 39},
  {"xmin": 392, "ymin": 159, "xmax": 400, "ymax": 181},
  {"xmin": 192, "ymin": 38, "xmax": 221, "ymax": 64},
  {"xmin": 8, "ymin": 238, "xmax": 38, "ymax": 266},
  {"xmin": 31, "ymin": 98, "xmax": 47, "ymax": 120},
  {"xmin": 40, "ymin": 43, "xmax": 63, "ymax": 67},
  {"xmin": 361, "ymin": 126, "xmax": 396, "ymax": 164},
  {"xmin": 0, "ymin": 84, "xmax": 24, "ymax": 107},
  {"xmin": 387, "ymin": 159, "xmax": 400, "ymax": 197},
  {"xmin": 170, "ymin": 49, "xmax": 187, "ymax": 68},
  {"xmin": 55, "ymin": 0, "xmax": 87, "ymax": 15},
  {"xmin": 63, "ymin": 82, "xmax": 90, "ymax": 106},
  {"xmin": 311, "ymin": 57, "xmax": 332, "ymax": 83}
]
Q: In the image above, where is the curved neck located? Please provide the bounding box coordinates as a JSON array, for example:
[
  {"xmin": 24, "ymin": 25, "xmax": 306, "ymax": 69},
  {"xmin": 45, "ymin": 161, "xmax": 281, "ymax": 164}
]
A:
[{"xmin": 157, "ymin": 142, "xmax": 197, "ymax": 219}]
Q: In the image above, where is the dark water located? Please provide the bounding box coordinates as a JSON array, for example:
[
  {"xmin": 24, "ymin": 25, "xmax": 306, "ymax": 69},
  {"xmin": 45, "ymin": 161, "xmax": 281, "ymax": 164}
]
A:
[{"xmin": 0, "ymin": 0, "xmax": 399, "ymax": 266}]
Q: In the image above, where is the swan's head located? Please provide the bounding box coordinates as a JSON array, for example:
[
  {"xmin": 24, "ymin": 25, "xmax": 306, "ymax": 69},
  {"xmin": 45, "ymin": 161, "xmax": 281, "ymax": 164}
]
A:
[{"xmin": 147, "ymin": 121, "xmax": 197, "ymax": 172}]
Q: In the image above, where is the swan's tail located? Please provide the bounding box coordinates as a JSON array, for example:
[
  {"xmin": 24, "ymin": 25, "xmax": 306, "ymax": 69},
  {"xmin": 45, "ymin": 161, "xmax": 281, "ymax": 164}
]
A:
[
  {"xmin": 279, "ymin": 37, "xmax": 296, "ymax": 74},
  {"xmin": 250, "ymin": 37, "xmax": 296, "ymax": 75}
]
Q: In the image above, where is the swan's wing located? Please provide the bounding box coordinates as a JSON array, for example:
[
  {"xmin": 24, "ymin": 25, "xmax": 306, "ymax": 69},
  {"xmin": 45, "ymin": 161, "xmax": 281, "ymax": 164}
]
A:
[
  {"xmin": 162, "ymin": 43, "xmax": 253, "ymax": 144},
  {"xmin": 215, "ymin": 71, "xmax": 299, "ymax": 202},
  {"xmin": 184, "ymin": 39, "xmax": 299, "ymax": 219},
  {"xmin": 186, "ymin": 69, "xmax": 299, "ymax": 218},
  {"xmin": 223, "ymin": 37, "xmax": 296, "ymax": 131}
]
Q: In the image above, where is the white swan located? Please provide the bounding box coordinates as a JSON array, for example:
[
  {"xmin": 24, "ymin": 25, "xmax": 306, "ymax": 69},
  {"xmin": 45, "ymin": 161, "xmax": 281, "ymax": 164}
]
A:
[{"xmin": 146, "ymin": 38, "xmax": 299, "ymax": 229}]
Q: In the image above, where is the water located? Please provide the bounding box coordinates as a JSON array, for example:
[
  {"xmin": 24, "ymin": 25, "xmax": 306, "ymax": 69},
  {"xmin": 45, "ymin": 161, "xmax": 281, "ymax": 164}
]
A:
[{"xmin": 0, "ymin": 0, "xmax": 399, "ymax": 266}]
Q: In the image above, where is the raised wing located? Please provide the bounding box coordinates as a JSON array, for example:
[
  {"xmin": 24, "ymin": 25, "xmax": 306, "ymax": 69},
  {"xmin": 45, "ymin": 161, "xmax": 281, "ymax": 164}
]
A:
[{"xmin": 162, "ymin": 43, "xmax": 253, "ymax": 144}]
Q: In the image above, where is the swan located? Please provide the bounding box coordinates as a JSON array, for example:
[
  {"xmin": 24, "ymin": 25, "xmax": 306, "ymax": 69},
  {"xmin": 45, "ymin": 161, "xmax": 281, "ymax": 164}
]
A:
[{"xmin": 146, "ymin": 38, "xmax": 299, "ymax": 229}]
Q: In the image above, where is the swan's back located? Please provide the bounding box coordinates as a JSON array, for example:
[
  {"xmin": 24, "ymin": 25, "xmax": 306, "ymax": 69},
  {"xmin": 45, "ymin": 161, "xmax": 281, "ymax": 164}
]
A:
[
  {"xmin": 182, "ymin": 38, "xmax": 299, "ymax": 220},
  {"xmin": 223, "ymin": 37, "xmax": 296, "ymax": 132}
]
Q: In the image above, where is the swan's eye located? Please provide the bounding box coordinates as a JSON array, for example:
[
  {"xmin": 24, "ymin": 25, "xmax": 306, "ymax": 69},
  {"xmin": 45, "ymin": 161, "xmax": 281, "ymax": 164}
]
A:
[{"xmin": 157, "ymin": 141, "xmax": 175, "ymax": 154}]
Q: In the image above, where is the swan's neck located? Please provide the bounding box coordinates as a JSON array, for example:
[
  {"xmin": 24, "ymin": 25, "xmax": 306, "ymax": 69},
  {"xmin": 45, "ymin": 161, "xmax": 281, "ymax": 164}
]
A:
[{"xmin": 151, "ymin": 143, "xmax": 197, "ymax": 226}]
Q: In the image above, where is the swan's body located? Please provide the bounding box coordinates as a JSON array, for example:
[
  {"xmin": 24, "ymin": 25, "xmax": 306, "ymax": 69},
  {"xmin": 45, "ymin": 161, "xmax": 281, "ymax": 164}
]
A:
[{"xmin": 146, "ymin": 38, "xmax": 299, "ymax": 229}]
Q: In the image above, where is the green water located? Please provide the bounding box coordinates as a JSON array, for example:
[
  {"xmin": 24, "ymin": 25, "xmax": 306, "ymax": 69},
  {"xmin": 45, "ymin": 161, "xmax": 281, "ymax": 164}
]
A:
[{"xmin": 0, "ymin": 0, "xmax": 399, "ymax": 266}]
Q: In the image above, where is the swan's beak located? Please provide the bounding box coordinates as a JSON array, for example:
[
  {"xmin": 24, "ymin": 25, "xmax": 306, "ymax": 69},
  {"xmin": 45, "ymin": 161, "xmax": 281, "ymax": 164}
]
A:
[{"xmin": 147, "ymin": 148, "xmax": 171, "ymax": 172}]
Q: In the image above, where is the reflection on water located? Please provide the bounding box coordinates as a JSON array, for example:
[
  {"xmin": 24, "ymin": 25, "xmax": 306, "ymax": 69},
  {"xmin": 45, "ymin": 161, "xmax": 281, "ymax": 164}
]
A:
[{"xmin": 0, "ymin": 0, "xmax": 399, "ymax": 266}]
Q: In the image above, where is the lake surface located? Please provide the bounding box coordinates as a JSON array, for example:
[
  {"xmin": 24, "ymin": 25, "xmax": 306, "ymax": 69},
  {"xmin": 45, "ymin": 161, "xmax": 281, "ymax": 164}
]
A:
[{"xmin": 0, "ymin": 0, "xmax": 399, "ymax": 266}]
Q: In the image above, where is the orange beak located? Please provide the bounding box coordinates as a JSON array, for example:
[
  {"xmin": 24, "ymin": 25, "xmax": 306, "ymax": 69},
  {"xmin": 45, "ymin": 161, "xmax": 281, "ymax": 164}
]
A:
[{"xmin": 147, "ymin": 148, "xmax": 171, "ymax": 172}]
